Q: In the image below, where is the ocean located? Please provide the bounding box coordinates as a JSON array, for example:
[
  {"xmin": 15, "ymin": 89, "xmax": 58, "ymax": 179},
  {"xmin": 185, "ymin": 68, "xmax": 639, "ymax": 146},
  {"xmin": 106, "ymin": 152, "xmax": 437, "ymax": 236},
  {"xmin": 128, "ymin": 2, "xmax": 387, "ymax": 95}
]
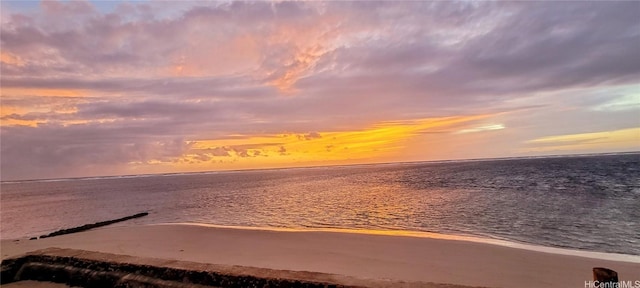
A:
[{"xmin": 1, "ymin": 153, "xmax": 639, "ymax": 255}]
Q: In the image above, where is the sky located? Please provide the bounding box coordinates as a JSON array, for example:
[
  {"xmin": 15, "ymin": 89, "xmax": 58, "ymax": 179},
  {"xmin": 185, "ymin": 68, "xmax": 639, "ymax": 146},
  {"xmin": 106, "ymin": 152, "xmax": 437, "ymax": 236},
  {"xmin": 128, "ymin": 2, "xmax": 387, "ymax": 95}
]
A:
[{"xmin": 1, "ymin": 0, "xmax": 639, "ymax": 181}]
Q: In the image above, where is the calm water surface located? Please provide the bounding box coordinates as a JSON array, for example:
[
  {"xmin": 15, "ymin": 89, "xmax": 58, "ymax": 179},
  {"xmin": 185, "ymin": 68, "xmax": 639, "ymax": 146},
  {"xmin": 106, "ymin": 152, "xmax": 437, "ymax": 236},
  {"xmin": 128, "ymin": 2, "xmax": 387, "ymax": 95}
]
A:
[{"xmin": 2, "ymin": 154, "xmax": 639, "ymax": 255}]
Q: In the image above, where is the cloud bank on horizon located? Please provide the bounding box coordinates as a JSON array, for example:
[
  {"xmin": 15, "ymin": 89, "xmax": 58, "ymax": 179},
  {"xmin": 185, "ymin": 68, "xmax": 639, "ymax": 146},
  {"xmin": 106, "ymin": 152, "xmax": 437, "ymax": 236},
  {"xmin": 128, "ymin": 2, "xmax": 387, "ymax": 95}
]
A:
[{"xmin": 1, "ymin": 0, "xmax": 639, "ymax": 180}]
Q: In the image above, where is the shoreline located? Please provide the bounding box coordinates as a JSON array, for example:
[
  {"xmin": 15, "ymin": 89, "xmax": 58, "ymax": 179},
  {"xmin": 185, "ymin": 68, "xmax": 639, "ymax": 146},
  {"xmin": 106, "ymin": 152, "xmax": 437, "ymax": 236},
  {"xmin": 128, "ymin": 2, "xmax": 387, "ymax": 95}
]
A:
[
  {"xmin": 153, "ymin": 222, "xmax": 640, "ymax": 263},
  {"xmin": 4, "ymin": 222, "xmax": 640, "ymax": 263},
  {"xmin": 2, "ymin": 223, "xmax": 639, "ymax": 288}
]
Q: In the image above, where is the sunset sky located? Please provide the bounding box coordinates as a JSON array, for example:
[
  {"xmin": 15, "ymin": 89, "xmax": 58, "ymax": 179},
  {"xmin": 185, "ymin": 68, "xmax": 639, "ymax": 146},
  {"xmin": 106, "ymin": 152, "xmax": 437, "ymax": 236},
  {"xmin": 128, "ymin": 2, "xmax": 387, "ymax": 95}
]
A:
[{"xmin": 1, "ymin": 1, "xmax": 639, "ymax": 181}]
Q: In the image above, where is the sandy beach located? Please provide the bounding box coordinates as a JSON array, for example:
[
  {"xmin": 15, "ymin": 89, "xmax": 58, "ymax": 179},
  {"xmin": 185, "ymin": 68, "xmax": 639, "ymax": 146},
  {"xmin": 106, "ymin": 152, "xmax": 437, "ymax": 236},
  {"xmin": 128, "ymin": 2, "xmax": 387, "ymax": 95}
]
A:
[{"xmin": 2, "ymin": 224, "xmax": 639, "ymax": 288}]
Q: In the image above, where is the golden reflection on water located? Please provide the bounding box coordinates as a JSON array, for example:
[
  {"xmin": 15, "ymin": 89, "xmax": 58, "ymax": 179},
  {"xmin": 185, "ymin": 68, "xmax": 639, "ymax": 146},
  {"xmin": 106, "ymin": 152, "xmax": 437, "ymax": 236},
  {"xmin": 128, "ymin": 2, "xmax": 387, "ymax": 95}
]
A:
[{"xmin": 201, "ymin": 168, "xmax": 470, "ymax": 236}]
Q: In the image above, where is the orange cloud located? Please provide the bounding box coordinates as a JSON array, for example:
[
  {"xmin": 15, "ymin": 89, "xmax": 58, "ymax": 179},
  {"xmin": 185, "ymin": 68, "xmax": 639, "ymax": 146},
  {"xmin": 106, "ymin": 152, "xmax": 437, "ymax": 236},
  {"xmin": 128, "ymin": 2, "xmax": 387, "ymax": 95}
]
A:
[
  {"xmin": 0, "ymin": 105, "xmax": 85, "ymax": 127},
  {"xmin": 0, "ymin": 106, "xmax": 39, "ymax": 127},
  {"xmin": 0, "ymin": 88, "xmax": 87, "ymax": 127},
  {"xmin": 0, "ymin": 106, "xmax": 26, "ymax": 117},
  {"xmin": 268, "ymin": 45, "xmax": 328, "ymax": 92},
  {"xmin": 0, "ymin": 52, "xmax": 25, "ymax": 66},
  {"xmin": 263, "ymin": 11, "xmax": 344, "ymax": 92},
  {"xmin": 1, "ymin": 88, "xmax": 86, "ymax": 98}
]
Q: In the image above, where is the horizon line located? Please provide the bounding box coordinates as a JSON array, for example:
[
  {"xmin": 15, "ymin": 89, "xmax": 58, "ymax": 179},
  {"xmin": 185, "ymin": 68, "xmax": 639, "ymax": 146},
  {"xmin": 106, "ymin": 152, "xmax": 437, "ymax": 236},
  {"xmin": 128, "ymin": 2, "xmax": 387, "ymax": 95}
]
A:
[{"xmin": 2, "ymin": 150, "xmax": 638, "ymax": 184}]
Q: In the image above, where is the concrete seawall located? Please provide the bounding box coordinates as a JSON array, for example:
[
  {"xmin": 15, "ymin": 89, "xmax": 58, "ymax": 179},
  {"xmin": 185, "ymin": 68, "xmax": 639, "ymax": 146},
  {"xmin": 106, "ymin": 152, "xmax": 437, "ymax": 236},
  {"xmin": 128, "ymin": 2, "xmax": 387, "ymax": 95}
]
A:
[{"xmin": 0, "ymin": 248, "xmax": 464, "ymax": 288}]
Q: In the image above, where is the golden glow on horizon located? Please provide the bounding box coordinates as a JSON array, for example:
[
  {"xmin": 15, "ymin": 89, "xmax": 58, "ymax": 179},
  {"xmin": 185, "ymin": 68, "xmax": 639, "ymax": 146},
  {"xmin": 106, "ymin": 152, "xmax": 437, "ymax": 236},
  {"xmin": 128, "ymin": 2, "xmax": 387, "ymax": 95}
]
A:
[
  {"xmin": 523, "ymin": 127, "xmax": 640, "ymax": 152},
  {"xmin": 158, "ymin": 114, "xmax": 494, "ymax": 171}
]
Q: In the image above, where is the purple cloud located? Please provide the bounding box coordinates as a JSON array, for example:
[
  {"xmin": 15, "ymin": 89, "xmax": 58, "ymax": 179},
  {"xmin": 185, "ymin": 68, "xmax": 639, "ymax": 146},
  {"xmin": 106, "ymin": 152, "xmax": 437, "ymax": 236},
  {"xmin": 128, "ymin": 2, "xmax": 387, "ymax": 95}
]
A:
[{"xmin": 1, "ymin": 1, "xmax": 638, "ymax": 180}]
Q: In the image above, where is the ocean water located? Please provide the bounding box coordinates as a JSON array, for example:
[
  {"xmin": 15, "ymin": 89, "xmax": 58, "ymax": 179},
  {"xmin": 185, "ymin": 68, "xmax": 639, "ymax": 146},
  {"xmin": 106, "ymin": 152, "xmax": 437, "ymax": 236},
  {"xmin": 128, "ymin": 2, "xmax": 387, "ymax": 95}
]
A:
[{"xmin": 1, "ymin": 153, "xmax": 639, "ymax": 255}]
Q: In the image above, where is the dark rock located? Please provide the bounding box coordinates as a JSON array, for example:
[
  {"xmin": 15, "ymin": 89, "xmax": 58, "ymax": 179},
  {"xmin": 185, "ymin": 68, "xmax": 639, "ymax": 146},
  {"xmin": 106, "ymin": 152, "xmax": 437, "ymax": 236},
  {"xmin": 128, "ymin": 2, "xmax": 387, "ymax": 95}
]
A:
[{"xmin": 593, "ymin": 267, "xmax": 618, "ymax": 283}]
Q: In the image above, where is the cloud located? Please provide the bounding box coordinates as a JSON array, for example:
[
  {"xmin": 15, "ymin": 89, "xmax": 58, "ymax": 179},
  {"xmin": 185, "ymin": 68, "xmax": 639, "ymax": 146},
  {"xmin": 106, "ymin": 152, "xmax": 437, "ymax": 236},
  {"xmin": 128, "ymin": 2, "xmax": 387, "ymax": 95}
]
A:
[
  {"xmin": 297, "ymin": 132, "xmax": 322, "ymax": 140},
  {"xmin": 0, "ymin": 122, "xmax": 194, "ymax": 179},
  {"xmin": 1, "ymin": 1, "xmax": 639, "ymax": 180},
  {"xmin": 455, "ymin": 124, "xmax": 505, "ymax": 134},
  {"xmin": 208, "ymin": 147, "xmax": 231, "ymax": 157},
  {"xmin": 591, "ymin": 94, "xmax": 640, "ymax": 112},
  {"xmin": 522, "ymin": 128, "xmax": 640, "ymax": 153}
]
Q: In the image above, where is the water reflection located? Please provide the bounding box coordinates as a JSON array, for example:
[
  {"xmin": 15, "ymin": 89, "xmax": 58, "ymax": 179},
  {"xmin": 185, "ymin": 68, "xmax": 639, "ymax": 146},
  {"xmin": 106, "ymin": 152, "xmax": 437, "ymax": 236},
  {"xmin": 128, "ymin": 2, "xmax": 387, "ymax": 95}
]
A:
[{"xmin": 1, "ymin": 154, "xmax": 639, "ymax": 255}]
